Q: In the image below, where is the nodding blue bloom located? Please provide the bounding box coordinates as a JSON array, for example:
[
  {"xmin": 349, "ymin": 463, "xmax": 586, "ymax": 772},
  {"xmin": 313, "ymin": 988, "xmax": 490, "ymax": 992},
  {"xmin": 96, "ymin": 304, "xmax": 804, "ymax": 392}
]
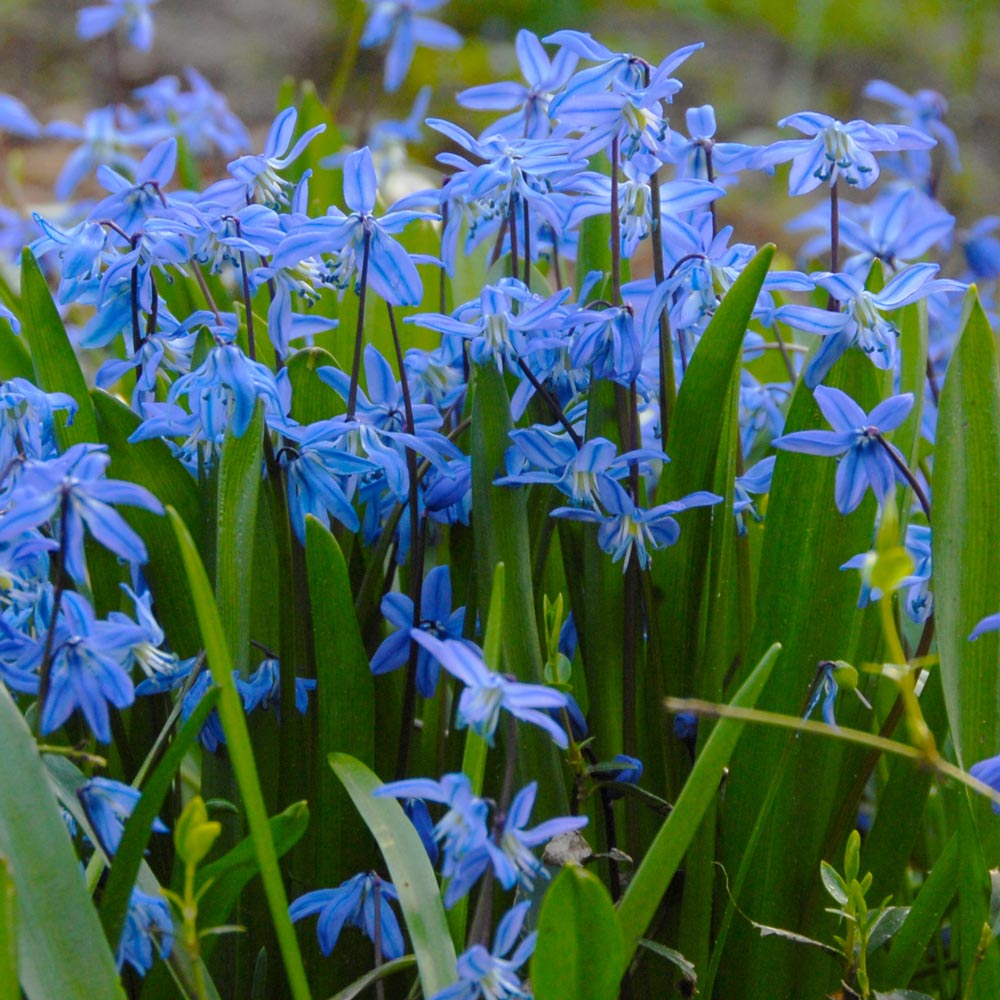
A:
[
  {"xmin": 227, "ymin": 107, "xmax": 325, "ymax": 208},
  {"xmin": 90, "ymin": 137, "xmax": 177, "ymax": 234},
  {"xmin": 118, "ymin": 888, "xmax": 173, "ymax": 976},
  {"xmin": 970, "ymin": 754, "xmax": 1000, "ymax": 815},
  {"xmin": 0, "ymin": 94, "xmax": 42, "ymax": 138},
  {"xmin": 733, "ymin": 456, "xmax": 775, "ymax": 535},
  {"xmin": 410, "ymin": 633, "xmax": 570, "ymax": 748},
  {"xmin": 961, "ymin": 217, "xmax": 1000, "ymax": 282},
  {"xmin": 674, "ymin": 712, "xmax": 698, "ymax": 756},
  {"xmin": 552, "ymin": 477, "xmax": 722, "ymax": 572},
  {"xmin": 488, "ymin": 781, "xmax": 587, "ymax": 892},
  {"xmin": 756, "ymin": 111, "xmax": 936, "ymax": 196},
  {"xmin": 376, "ymin": 773, "xmax": 490, "ymax": 894},
  {"xmin": 803, "ymin": 661, "xmax": 870, "ymax": 729},
  {"xmin": 430, "ymin": 901, "xmax": 536, "ymax": 1000},
  {"xmin": 864, "ymin": 79, "xmax": 961, "ymax": 180},
  {"xmin": 290, "ymin": 872, "xmax": 404, "ymax": 960},
  {"xmin": 772, "ymin": 386, "xmax": 913, "ymax": 514},
  {"xmin": 270, "ymin": 146, "xmax": 433, "ymax": 306},
  {"xmin": 78, "ymin": 776, "xmax": 168, "ymax": 856},
  {"xmin": 77, "ymin": 0, "xmax": 159, "ymax": 51},
  {"xmin": 131, "ymin": 68, "xmax": 251, "ymax": 158},
  {"xmin": 661, "ymin": 104, "xmax": 762, "ymax": 180},
  {"xmin": 775, "ymin": 262, "xmax": 964, "ymax": 388},
  {"xmin": 0, "ymin": 377, "xmax": 77, "ymax": 468},
  {"xmin": 0, "ymin": 443, "xmax": 163, "ymax": 585},
  {"xmin": 595, "ymin": 754, "xmax": 643, "ymax": 801},
  {"xmin": 457, "ymin": 29, "xmax": 578, "ymax": 140},
  {"xmin": 360, "ymin": 0, "xmax": 462, "ymax": 93},
  {"xmin": 371, "ymin": 564, "xmax": 470, "ymax": 697},
  {"xmin": 238, "ymin": 658, "xmax": 316, "ymax": 716},
  {"xmin": 970, "ymin": 613, "xmax": 1000, "ymax": 642}
]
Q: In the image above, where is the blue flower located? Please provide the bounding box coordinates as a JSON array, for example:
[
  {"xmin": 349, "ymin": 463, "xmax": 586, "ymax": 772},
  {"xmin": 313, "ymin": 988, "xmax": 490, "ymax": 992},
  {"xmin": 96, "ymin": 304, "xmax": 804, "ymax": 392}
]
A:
[
  {"xmin": 457, "ymin": 29, "xmax": 578, "ymax": 140},
  {"xmin": 551, "ymin": 477, "xmax": 721, "ymax": 572},
  {"xmin": 431, "ymin": 901, "xmax": 535, "ymax": 1000},
  {"xmin": 78, "ymin": 775, "xmax": 168, "ymax": 856},
  {"xmin": 371, "ymin": 565, "xmax": 469, "ymax": 697},
  {"xmin": 756, "ymin": 111, "xmax": 936, "ymax": 196},
  {"xmin": 77, "ymin": 0, "xmax": 159, "ymax": 51},
  {"xmin": 117, "ymin": 888, "xmax": 173, "ymax": 975},
  {"xmin": 227, "ymin": 107, "xmax": 325, "ymax": 208},
  {"xmin": 970, "ymin": 613, "xmax": 1000, "ymax": 642},
  {"xmin": 970, "ymin": 754, "xmax": 1000, "ymax": 815},
  {"xmin": 596, "ymin": 754, "xmax": 643, "ymax": 801},
  {"xmin": 361, "ymin": 0, "xmax": 462, "ymax": 93},
  {"xmin": 90, "ymin": 137, "xmax": 177, "ymax": 233},
  {"xmin": 772, "ymin": 386, "xmax": 913, "ymax": 514},
  {"xmin": 270, "ymin": 146, "xmax": 433, "ymax": 305},
  {"xmin": 238, "ymin": 658, "xmax": 316, "ymax": 716},
  {"xmin": 775, "ymin": 262, "xmax": 963, "ymax": 388},
  {"xmin": 0, "ymin": 94, "xmax": 41, "ymax": 138},
  {"xmin": 410, "ymin": 633, "xmax": 570, "ymax": 748},
  {"xmin": 488, "ymin": 782, "xmax": 587, "ymax": 892},
  {"xmin": 290, "ymin": 872, "xmax": 404, "ymax": 959},
  {"xmin": 0, "ymin": 443, "xmax": 163, "ymax": 585}
]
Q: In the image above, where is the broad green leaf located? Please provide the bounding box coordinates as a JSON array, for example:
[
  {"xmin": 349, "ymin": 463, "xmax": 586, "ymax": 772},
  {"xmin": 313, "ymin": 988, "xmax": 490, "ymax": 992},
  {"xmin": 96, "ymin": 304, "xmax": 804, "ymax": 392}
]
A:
[
  {"xmin": 616, "ymin": 641, "xmax": 781, "ymax": 971},
  {"xmin": 653, "ymin": 244, "xmax": 776, "ymax": 700},
  {"xmin": 287, "ymin": 347, "xmax": 344, "ymax": 425},
  {"xmin": 196, "ymin": 801, "xmax": 310, "ymax": 960},
  {"xmin": 19, "ymin": 247, "xmax": 98, "ymax": 446},
  {"xmin": 876, "ymin": 835, "xmax": 958, "ymax": 990},
  {"xmin": 326, "ymin": 955, "xmax": 417, "ymax": 1000},
  {"xmin": 216, "ymin": 402, "xmax": 265, "ymax": 676},
  {"xmin": 0, "ymin": 313, "xmax": 32, "ymax": 381},
  {"xmin": 820, "ymin": 861, "xmax": 848, "ymax": 905},
  {"xmin": 167, "ymin": 507, "xmax": 312, "ymax": 1000},
  {"xmin": 92, "ymin": 388, "xmax": 202, "ymax": 657},
  {"xmin": 0, "ymin": 685, "xmax": 125, "ymax": 999},
  {"xmin": 531, "ymin": 866, "xmax": 624, "ymax": 1000},
  {"xmin": 0, "ymin": 857, "xmax": 16, "ymax": 1000},
  {"xmin": 99, "ymin": 685, "xmax": 220, "ymax": 951},
  {"xmin": 935, "ymin": 293, "xmax": 1000, "ymax": 780},
  {"xmin": 714, "ymin": 350, "xmax": 884, "ymax": 1000},
  {"xmin": 956, "ymin": 792, "xmax": 1000, "ymax": 998},
  {"xmin": 330, "ymin": 753, "xmax": 456, "ymax": 997},
  {"xmin": 304, "ymin": 516, "xmax": 374, "ymax": 891},
  {"xmin": 471, "ymin": 362, "xmax": 566, "ymax": 813}
]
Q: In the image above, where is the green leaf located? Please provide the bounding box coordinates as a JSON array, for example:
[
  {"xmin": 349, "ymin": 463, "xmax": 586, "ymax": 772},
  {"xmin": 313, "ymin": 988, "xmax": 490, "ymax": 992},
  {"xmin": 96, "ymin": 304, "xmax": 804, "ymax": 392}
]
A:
[
  {"xmin": 867, "ymin": 906, "xmax": 909, "ymax": 953},
  {"xmin": 197, "ymin": 801, "xmax": 310, "ymax": 961},
  {"xmin": 329, "ymin": 753, "xmax": 456, "ymax": 997},
  {"xmin": 531, "ymin": 866, "xmax": 624, "ymax": 1000},
  {"xmin": 616, "ymin": 641, "xmax": 781, "ymax": 971},
  {"xmin": 167, "ymin": 507, "xmax": 312, "ymax": 1000},
  {"xmin": 653, "ymin": 244, "xmax": 776, "ymax": 699},
  {"xmin": 325, "ymin": 955, "xmax": 417, "ymax": 1000},
  {"xmin": 635, "ymin": 939, "xmax": 697, "ymax": 985},
  {"xmin": 99, "ymin": 685, "xmax": 221, "ymax": 952},
  {"xmin": 216, "ymin": 402, "xmax": 265, "ymax": 676},
  {"xmin": 0, "ymin": 857, "xmax": 17, "ymax": 1000},
  {"xmin": 820, "ymin": 861, "xmax": 849, "ymax": 905},
  {"xmin": 935, "ymin": 292, "xmax": 1000, "ymax": 773},
  {"xmin": 286, "ymin": 347, "xmax": 344, "ymax": 425},
  {"xmin": 0, "ymin": 685, "xmax": 125, "ymax": 999},
  {"xmin": 19, "ymin": 247, "xmax": 98, "ymax": 447},
  {"xmin": 0, "ymin": 313, "xmax": 32, "ymax": 381},
  {"xmin": 304, "ymin": 516, "xmax": 374, "ymax": 890}
]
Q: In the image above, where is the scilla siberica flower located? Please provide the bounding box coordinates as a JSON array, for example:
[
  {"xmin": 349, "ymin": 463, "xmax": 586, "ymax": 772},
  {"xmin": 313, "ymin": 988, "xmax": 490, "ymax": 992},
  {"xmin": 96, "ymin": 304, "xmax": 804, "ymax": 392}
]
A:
[
  {"xmin": 77, "ymin": 0, "xmax": 159, "ymax": 52},
  {"xmin": 755, "ymin": 111, "xmax": 936, "ymax": 196},
  {"xmin": 431, "ymin": 901, "xmax": 536, "ymax": 1000},
  {"xmin": 772, "ymin": 386, "xmax": 913, "ymax": 515},
  {"xmin": 410, "ymin": 632, "xmax": 570, "ymax": 748},
  {"xmin": 289, "ymin": 871, "xmax": 404, "ymax": 959},
  {"xmin": 78, "ymin": 775, "xmax": 169, "ymax": 856},
  {"xmin": 118, "ymin": 887, "xmax": 173, "ymax": 975},
  {"xmin": 361, "ymin": 0, "xmax": 462, "ymax": 93}
]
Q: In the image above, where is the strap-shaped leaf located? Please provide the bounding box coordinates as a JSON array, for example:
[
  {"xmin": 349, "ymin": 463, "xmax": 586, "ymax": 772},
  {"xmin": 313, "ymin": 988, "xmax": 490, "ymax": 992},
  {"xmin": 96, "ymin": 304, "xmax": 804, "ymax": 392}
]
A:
[
  {"xmin": 330, "ymin": 753, "xmax": 456, "ymax": 997},
  {"xmin": 0, "ymin": 685, "xmax": 125, "ymax": 999}
]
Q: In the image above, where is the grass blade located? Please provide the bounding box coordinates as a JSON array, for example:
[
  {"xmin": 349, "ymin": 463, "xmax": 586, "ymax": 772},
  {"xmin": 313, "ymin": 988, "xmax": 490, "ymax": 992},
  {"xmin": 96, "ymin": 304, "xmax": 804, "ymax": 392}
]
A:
[{"xmin": 167, "ymin": 506, "xmax": 312, "ymax": 1000}]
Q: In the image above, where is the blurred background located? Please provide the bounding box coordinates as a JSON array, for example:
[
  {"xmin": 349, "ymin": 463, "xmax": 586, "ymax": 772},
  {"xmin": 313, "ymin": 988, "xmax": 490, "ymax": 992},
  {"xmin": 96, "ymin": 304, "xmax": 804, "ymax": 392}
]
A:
[{"xmin": 2, "ymin": 0, "xmax": 999, "ymax": 257}]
